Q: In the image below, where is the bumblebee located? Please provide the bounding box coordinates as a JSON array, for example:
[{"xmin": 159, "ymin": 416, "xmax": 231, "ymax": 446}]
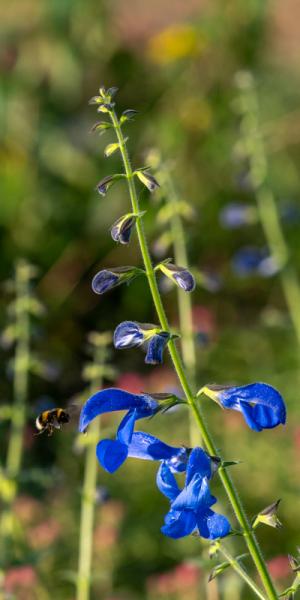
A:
[{"xmin": 35, "ymin": 408, "xmax": 70, "ymax": 436}]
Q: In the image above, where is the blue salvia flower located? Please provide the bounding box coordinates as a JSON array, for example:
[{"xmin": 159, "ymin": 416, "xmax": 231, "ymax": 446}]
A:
[
  {"xmin": 111, "ymin": 213, "xmax": 143, "ymax": 245},
  {"xmin": 220, "ymin": 203, "xmax": 257, "ymax": 229},
  {"xmin": 79, "ymin": 388, "xmax": 159, "ymax": 473},
  {"xmin": 157, "ymin": 448, "xmax": 231, "ymax": 539},
  {"xmin": 232, "ymin": 247, "xmax": 279, "ymax": 278},
  {"xmin": 157, "ymin": 262, "xmax": 195, "ymax": 292},
  {"xmin": 199, "ymin": 383, "xmax": 286, "ymax": 432},
  {"xmin": 114, "ymin": 321, "xmax": 171, "ymax": 364},
  {"xmin": 92, "ymin": 266, "xmax": 142, "ymax": 295}
]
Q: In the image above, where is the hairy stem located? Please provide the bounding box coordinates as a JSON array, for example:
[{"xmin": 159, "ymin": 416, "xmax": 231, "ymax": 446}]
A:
[
  {"xmin": 109, "ymin": 108, "xmax": 278, "ymax": 600},
  {"xmin": 77, "ymin": 339, "xmax": 108, "ymax": 600}
]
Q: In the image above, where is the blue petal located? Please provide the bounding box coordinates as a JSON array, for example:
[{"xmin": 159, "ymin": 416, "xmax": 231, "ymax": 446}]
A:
[
  {"xmin": 196, "ymin": 509, "xmax": 231, "ymax": 540},
  {"xmin": 220, "ymin": 203, "xmax": 252, "ymax": 229},
  {"xmin": 79, "ymin": 388, "xmax": 158, "ymax": 432},
  {"xmin": 156, "ymin": 462, "xmax": 180, "ymax": 501},
  {"xmin": 127, "ymin": 431, "xmax": 187, "ymax": 463},
  {"xmin": 171, "ymin": 475, "xmax": 216, "ymax": 512},
  {"xmin": 145, "ymin": 332, "xmax": 170, "ymax": 365},
  {"xmin": 186, "ymin": 447, "xmax": 212, "ymax": 484},
  {"xmin": 219, "ymin": 383, "xmax": 286, "ymax": 430},
  {"xmin": 173, "ymin": 270, "xmax": 195, "ymax": 292},
  {"xmin": 117, "ymin": 410, "xmax": 137, "ymax": 445},
  {"xmin": 92, "ymin": 270, "xmax": 118, "ymax": 294},
  {"xmin": 114, "ymin": 321, "xmax": 144, "ymax": 349},
  {"xmin": 161, "ymin": 509, "xmax": 196, "ymax": 538},
  {"xmin": 96, "ymin": 439, "xmax": 128, "ymax": 473},
  {"xmin": 232, "ymin": 247, "xmax": 265, "ymax": 276}
]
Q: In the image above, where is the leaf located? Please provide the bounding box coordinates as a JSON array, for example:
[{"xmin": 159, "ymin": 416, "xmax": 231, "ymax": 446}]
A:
[{"xmin": 222, "ymin": 460, "xmax": 243, "ymax": 468}]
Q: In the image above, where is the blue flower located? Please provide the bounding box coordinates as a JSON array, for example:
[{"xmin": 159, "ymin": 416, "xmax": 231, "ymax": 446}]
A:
[
  {"xmin": 232, "ymin": 247, "xmax": 279, "ymax": 278},
  {"xmin": 199, "ymin": 383, "xmax": 286, "ymax": 432},
  {"xmin": 111, "ymin": 213, "xmax": 141, "ymax": 245},
  {"xmin": 157, "ymin": 448, "xmax": 231, "ymax": 540},
  {"xmin": 220, "ymin": 203, "xmax": 257, "ymax": 229},
  {"xmin": 127, "ymin": 431, "xmax": 189, "ymax": 472},
  {"xmin": 157, "ymin": 263, "xmax": 195, "ymax": 292},
  {"xmin": 79, "ymin": 388, "xmax": 159, "ymax": 473},
  {"xmin": 92, "ymin": 267, "xmax": 141, "ymax": 295},
  {"xmin": 114, "ymin": 321, "xmax": 171, "ymax": 365}
]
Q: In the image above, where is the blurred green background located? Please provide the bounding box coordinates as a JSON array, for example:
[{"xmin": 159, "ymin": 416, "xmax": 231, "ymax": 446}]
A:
[{"xmin": 1, "ymin": 0, "xmax": 300, "ymax": 598}]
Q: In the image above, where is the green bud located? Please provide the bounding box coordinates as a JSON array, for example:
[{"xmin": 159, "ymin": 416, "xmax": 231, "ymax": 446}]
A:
[{"xmin": 253, "ymin": 499, "xmax": 282, "ymax": 530}]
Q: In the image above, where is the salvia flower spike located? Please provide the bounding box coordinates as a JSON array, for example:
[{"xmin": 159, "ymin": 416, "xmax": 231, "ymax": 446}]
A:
[
  {"xmin": 85, "ymin": 84, "xmax": 286, "ymax": 599},
  {"xmin": 91, "ymin": 266, "xmax": 143, "ymax": 295},
  {"xmin": 198, "ymin": 382, "xmax": 286, "ymax": 432}
]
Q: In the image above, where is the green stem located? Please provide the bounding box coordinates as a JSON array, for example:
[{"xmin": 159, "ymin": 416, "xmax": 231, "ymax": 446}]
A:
[
  {"xmin": 109, "ymin": 109, "xmax": 278, "ymax": 600},
  {"xmin": 219, "ymin": 546, "xmax": 267, "ymax": 600},
  {"xmin": 238, "ymin": 77, "xmax": 300, "ymax": 346},
  {"xmin": 77, "ymin": 342, "xmax": 107, "ymax": 600}
]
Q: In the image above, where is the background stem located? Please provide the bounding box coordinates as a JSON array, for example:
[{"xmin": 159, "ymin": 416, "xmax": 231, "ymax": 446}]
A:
[
  {"xmin": 219, "ymin": 546, "xmax": 267, "ymax": 600},
  {"xmin": 77, "ymin": 336, "xmax": 109, "ymax": 600},
  {"xmin": 237, "ymin": 74, "xmax": 300, "ymax": 346},
  {"xmin": 109, "ymin": 109, "xmax": 279, "ymax": 600}
]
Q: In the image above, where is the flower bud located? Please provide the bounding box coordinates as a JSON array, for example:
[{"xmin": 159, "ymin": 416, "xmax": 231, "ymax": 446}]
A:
[
  {"xmin": 92, "ymin": 267, "xmax": 141, "ymax": 295},
  {"xmin": 157, "ymin": 262, "xmax": 195, "ymax": 292},
  {"xmin": 110, "ymin": 212, "xmax": 144, "ymax": 245},
  {"xmin": 135, "ymin": 169, "xmax": 159, "ymax": 192},
  {"xmin": 253, "ymin": 499, "xmax": 282, "ymax": 530}
]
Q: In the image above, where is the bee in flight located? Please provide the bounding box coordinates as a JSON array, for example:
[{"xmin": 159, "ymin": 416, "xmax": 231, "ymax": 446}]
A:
[{"xmin": 35, "ymin": 408, "xmax": 70, "ymax": 436}]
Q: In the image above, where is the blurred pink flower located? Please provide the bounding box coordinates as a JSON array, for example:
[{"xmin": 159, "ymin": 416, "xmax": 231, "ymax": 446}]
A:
[
  {"xmin": 28, "ymin": 518, "xmax": 62, "ymax": 549},
  {"xmin": 267, "ymin": 555, "xmax": 290, "ymax": 579},
  {"xmin": 14, "ymin": 495, "xmax": 43, "ymax": 525},
  {"xmin": 94, "ymin": 524, "xmax": 118, "ymax": 551},
  {"xmin": 145, "ymin": 367, "xmax": 178, "ymax": 394},
  {"xmin": 192, "ymin": 305, "xmax": 216, "ymax": 338},
  {"xmin": 116, "ymin": 372, "xmax": 146, "ymax": 393},
  {"xmin": 293, "ymin": 426, "xmax": 300, "ymax": 451},
  {"xmin": 4, "ymin": 565, "xmax": 37, "ymax": 593},
  {"xmin": 101, "ymin": 500, "xmax": 125, "ymax": 525},
  {"xmin": 147, "ymin": 562, "xmax": 201, "ymax": 597}
]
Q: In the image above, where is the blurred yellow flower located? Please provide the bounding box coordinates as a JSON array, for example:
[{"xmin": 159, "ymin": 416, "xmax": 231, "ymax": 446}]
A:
[{"xmin": 147, "ymin": 24, "xmax": 206, "ymax": 65}]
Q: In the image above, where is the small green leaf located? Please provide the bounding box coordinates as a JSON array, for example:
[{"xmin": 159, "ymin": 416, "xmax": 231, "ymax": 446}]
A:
[
  {"xmin": 104, "ymin": 142, "xmax": 120, "ymax": 157},
  {"xmin": 208, "ymin": 561, "xmax": 231, "ymax": 582}
]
